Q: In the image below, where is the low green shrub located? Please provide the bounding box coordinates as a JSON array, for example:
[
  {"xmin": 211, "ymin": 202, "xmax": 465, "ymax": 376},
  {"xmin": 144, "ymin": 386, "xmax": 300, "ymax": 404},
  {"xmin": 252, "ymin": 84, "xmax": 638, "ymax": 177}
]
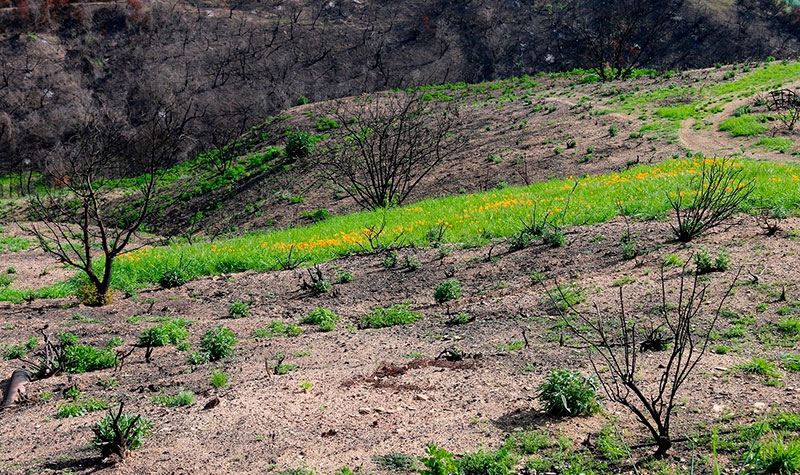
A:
[
  {"xmin": 434, "ymin": 280, "xmax": 462, "ymax": 304},
  {"xmin": 210, "ymin": 368, "xmax": 229, "ymax": 388},
  {"xmin": 694, "ymin": 248, "xmax": 731, "ymax": 274},
  {"xmin": 228, "ymin": 300, "xmax": 250, "ymax": 319},
  {"xmin": 302, "ymin": 308, "xmax": 340, "ymax": 332},
  {"xmin": 253, "ymin": 321, "xmax": 303, "ymax": 338},
  {"xmin": 750, "ymin": 434, "xmax": 800, "ymax": 475},
  {"xmin": 152, "ymin": 389, "xmax": 195, "ymax": 407},
  {"xmin": 361, "ymin": 303, "xmax": 422, "ymax": 329},
  {"xmin": 63, "ymin": 344, "xmax": 117, "ymax": 374},
  {"xmin": 189, "ymin": 326, "xmax": 236, "ymax": 364},
  {"xmin": 139, "ymin": 319, "xmax": 189, "ymax": 347},
  {"xmin": 538, "ymin": 369, "xmax": 603, "ymax": 416},
  {"xmin": 55, "ymin": 397, "xmax": 108, "ymax": 418},
  {"xmin": 2, "ymin": 336, "xmax": 37, "ymax": 360},
  {"xmin": 92, "ymin": 410, "xmax": 152, "ymax": 453}
]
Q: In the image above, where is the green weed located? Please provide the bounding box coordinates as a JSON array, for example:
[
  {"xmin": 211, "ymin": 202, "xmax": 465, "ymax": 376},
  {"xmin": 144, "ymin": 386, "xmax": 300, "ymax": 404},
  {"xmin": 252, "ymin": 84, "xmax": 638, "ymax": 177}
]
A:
[
  {"xmin": 538, "ymin": 369, "xmax": 603, "ymax": 416},
  {"xmin": 360, "ymin": 303, "xmax": 422, "ymax": 329}
]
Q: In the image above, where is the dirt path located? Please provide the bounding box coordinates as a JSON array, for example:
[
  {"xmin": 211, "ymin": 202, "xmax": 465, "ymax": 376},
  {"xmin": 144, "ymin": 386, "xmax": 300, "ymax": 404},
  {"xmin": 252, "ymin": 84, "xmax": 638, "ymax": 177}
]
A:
[{"xmin": 678, "ymin": 80, "xmax": 800, "ymax": 158}]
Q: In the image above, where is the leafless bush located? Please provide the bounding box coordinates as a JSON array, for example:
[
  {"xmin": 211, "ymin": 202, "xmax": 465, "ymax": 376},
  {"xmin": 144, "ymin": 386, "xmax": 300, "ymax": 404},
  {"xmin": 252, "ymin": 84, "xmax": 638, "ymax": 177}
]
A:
[
  {"xmin": 315, "ymin": 92, "xmax": 461, "ymax": 210},
  {"xmin": 766, "ymin": 88, "xmax": 800, "ymax": 131},
  {"xmin": 667, "ymin": 158, "xmax": 754, "ymax": 242},
  {"xmin": 543, "ymin": 263, "xmax": 739, "ymax": 458}
]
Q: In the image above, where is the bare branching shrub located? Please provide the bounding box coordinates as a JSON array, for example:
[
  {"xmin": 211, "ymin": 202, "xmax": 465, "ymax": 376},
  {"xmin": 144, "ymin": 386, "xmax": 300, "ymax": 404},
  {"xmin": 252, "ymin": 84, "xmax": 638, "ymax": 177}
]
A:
[
  {"xmin": 543, "ymin": 263, "xmax": 739, "ymax": 458},
  {"xmin": 667, "ymin": 158, "xmax": 754, "ymax": 243},
  {"xmin": 315, "ymin": 92, "xmax": 461, "ymax": 210},
  {"xmin": 766, "ymin": 89, "xmax": 800, "ymax": 131}
]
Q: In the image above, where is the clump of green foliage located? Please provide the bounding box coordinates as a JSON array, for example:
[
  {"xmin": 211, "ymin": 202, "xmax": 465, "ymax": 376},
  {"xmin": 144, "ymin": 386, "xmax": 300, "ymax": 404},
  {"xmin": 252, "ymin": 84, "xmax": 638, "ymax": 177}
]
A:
[
  {"xmin": 302, "ymin": 308, "xmax": 340, "ymax": 331},
  {"xmin": 228, "ymin": 300, "xmax": 250, "ymax": 319},
  {"xmin": 2, "ymin": 336, "xmax": 38, "ymax": 360},
  {"xmin": 360, "ymin": 303, "xmax": 422, "ymax": 329},
  {"xmin": 210, "ymin": 368, "xmax": 229, "ymax": 388},
  {"xmin": 152, "ymin": 389, "xmax": 195, "ymax": 407},
  {"xmin": 92, "ymin": 407, "xmax": 152, "ymax": 457},
  {"xmin": 285, "ymin": 131, "xmax": 314, "ymax": 160},
  {"xmin": 139, "ymin": 319, "xmax": 190, "ymax": 347},
  {"xmin": 434, "ymin": 280, "xmax": 462, "ymax": 304},
  {"xmin": 694, "ymin": 248, "xmax": 731, "ymax": 274},
  {"xmin": 188, "ymin": 326, "xmax": 236, "ymax": 364},
  {"xmin": 253, "ymin": 321, "xmax": 303, "ymax": 338},
  {"xmin": 538, "ymin": 369, "xmax": 603, "ymax": 416}
]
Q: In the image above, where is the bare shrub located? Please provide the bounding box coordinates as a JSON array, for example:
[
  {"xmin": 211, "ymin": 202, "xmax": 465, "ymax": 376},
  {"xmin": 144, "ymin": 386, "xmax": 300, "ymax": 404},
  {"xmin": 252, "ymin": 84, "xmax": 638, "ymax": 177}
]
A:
[
  {"xmin": 315, "ymin": 92, "xmax": 461, "ymax": 210},
  {"xmin": 667, "ymin": 158, "xmax": 754, "ymax": 243},
  {"xmin": 542, "ymin": 263, "xmax": 740, "ymax": 458}
]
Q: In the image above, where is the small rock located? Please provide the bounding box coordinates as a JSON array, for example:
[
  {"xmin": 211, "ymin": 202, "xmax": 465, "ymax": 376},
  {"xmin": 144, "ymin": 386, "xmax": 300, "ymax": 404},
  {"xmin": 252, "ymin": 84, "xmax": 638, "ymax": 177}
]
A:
[
  {"xmin": 754, "ymin": 402, "xmax": 767, "ymax": 413},
  {"xmin": 358, "ymin": 407, "xmax": 371, "ymax": 414},
  {"xmin": 712, "ymin": 404, "xmax": 725, "ymax": 413},
  {"xmin": 714, "ymin": 367, "xmax": 728, "ymax": 372},
  {"xmin": 415, "ymin": 394, "xmax": 430, "ymax": 401}
]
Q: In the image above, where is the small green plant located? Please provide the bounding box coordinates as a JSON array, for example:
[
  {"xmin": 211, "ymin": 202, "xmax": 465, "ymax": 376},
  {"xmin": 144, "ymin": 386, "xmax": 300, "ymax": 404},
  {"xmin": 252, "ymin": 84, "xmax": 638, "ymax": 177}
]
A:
[
  {"xmin": 403, "ymin": 256, "xmax": 420, "ymax": 271},
  {"xmin": 694, "ymin": 248, "xmax": 731, "ymax": 274},
  {"xmin": 750, "ymin": 434, "xmax": 800, "ymax": 475},
  {"xmin": 139, "ymin": 319, "xmax": 189, "ymax": 347},
  {"xmin": 548, "ymin": 283, "xmax": 586, "ymax": 311},
  {"xmin": 302, "ymin": 308, "xmax": 340, "ymax": 332},
  {"xmin": 253, "ymin": 321, "xmax": 304, "ymax": 338},
  {"xmin": 301, "ymin": 209, "xmax": 330, "ymax": 222},
  {"xmin": 419, "ymin": 444, "xmax": 458, "ymax": 475},
  {"xmin": 153, "ymin": 389, "xmax": 195, "ymax": 407},
  {"xmin": 372, "ymin": 452, "xmax": 417, "ymax": 472},
  {"xmin": 506, "ymin": 430, "xmax": 551, "ymax": 455},
  {"xmin": 597, "ymin": 422, "xmax": 627, "ymax": 461},
  {"xmin": 458, "ymin": 447, "xmax": 516, "ymax": 475},
  {"xmin": 56, "ymin": 397, "xmax": 109, "ymax": 418},
  {"xmin": 360, "ymin": 303, "xmax": 422, "ymax": 329},
  {"xmin": 273, "ymin": 362, "xmax": 299, "ymax": 375},
  {"xmin": 608, "ymin": 124, "xmax": 619, "ymax": 137},
  {"xmin": 285, "ymin": 131, "xmax": 314, "ymax": 160},
  {"xmin": 736, "ymin": 357, "xmax": 782, "ymax": 378},
  {"xmin": 335, "ymin": 271, "xmax": 354, "ymax": 284},
  {"xmin": 500, "ymin": 340, "xmax": 525, "ymax": 351},
  {"xmin": 613, "ymin": 275, "xmax": 636, "ymax": 287},
  {"xmin": 538, "ymin": 369, "xmax": 603, "ymax": 416},
  {"xmin": 383, "ymin": 250, "xmax": 399, "ymax": 268},
  {"xmin": 62, "ymin": 344, "xmax": 117, "ymax": 374},
  {"xmin": 2, "ymin": 336, "xmax": 38, "ymax": 360},
  {"xmin": 777, "ymin": 317, "xmax": 800, "ymax": 337},
  {"xmin": 446, "ymin": 312, "xmax": 472, "ymax": 325},
  {"xmin": 98, "ymin": 377, "xmax": 120, "ymax": 389},
  {"xmin": 92, "ymin": 405, "xmax": 152, "ymax": 458},
  {"xmin": 210, "ymin": 368, "xmax": 229, "ymax": 388},
  {"xmin": 299, "ymin": 380, "xmax": 313, "ymax": 393},
  {"xmin": 228, "ymin": 300, "xmax": 250, "ymax": 319},
  {"xmin": 158, "ymin": 268, "xmax": 189, "ymax": 289},
  {"xmin": 189, "ymin": 326, "xmax": 237, "ymax": 364},
  {"xmin": 782, "ymin": 353, "xmax": 800, "ymax": 372},
  {"xmin": 434, "ymin": 280, "xmax": 462, "ymax": 304}
]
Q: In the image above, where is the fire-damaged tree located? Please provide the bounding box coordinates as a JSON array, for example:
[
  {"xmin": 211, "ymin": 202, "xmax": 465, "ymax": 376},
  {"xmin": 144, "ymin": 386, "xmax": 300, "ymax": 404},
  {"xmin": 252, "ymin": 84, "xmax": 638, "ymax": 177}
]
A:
[
  {"xmin": 24, "ymin": 98, "xmax": 198, "ymax": 305},
  {"xmin": 543, "ymin": 0, "xmax": 685, "ymax": 80},
  {"xmin": 314, "ymin": 92, "xmax": 461, "ymax": 210}
]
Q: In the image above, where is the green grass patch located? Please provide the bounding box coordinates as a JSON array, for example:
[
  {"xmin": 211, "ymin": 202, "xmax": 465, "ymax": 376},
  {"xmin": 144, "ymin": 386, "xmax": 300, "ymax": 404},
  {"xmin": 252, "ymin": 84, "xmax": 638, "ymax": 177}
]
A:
[
  {"xmin": 360, "ymin": 303, "xmax": 422, "ymax": 329},
  {"xmin": 756, "ymin": 137, "xmax": 795, "ymax": 153},
  {"xmin": 10, "ymin": 154, "xmax": 800, "ymax": 300},
  {"xmin": 719, "ymin": 115, "xmax": 769, "ymax": 137},
  {"xmin": 0, "ymin": 236, "xmax": 29, "ymax": 252}
]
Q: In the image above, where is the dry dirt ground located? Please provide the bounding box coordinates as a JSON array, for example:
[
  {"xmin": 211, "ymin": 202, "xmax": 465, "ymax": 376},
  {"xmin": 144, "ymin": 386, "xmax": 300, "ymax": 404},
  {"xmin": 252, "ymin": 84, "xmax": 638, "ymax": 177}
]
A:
[
  {"xmin": 3, "ymin": 213, "xmax": 800, "ymax": 474},
  {"xmin": 3, "ymin": 70, "xmax": 800, "ymax": 474}
]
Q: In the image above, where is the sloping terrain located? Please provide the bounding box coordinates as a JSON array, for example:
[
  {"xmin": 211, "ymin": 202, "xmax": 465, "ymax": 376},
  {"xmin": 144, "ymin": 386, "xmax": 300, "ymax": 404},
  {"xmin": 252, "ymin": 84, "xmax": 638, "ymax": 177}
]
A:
[{"xmin": 2, "ymin": 62, "xmax": 800, "ymax": 474}]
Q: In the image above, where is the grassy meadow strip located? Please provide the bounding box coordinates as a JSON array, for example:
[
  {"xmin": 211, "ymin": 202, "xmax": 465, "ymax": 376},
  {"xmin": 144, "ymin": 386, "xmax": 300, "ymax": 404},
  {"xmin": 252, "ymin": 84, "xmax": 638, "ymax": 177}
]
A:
[{"xmin": 101, "ymin": 157, "xmax": 800, "ymax": 294}]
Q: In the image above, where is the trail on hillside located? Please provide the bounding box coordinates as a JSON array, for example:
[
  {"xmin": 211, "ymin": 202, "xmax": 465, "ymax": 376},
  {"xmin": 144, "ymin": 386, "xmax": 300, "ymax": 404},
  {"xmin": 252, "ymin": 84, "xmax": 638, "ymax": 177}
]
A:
[{"xmin": 678, "ymin": 80, "xmax": 800, "ymax": 158}]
